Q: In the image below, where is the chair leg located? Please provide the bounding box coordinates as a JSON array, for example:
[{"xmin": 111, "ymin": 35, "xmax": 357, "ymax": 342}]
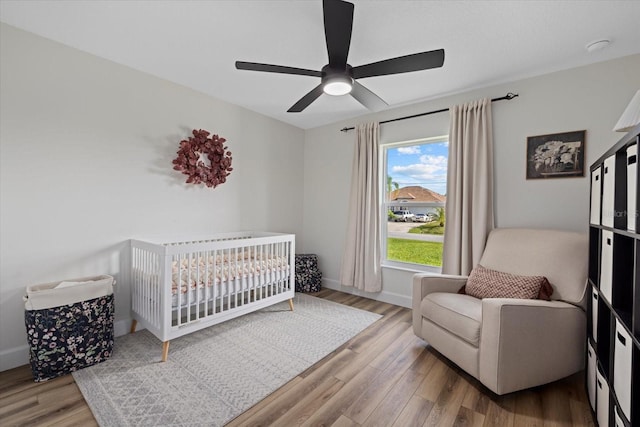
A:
[{"xmin": 161, "ymin": 341, "xmax": 170, "ymax": 362}]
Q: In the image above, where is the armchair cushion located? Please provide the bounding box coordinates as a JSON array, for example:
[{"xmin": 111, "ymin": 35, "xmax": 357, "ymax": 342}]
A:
[
  {"xmin": 421, "ymin": 293, "xmax": 482, "ymax": 346},
  {"xmin": 463, "ymin": 264, "xmax": 553, "ymax": 300},
  {"xmin": 478, "ymin": 228, "xmax": 588, "ymax": 305}
]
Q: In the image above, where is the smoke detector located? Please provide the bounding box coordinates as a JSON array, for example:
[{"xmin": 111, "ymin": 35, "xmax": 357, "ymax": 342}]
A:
[{"xmin": 586, "ymin": 39, "xmax": 611, "ymax": 53}]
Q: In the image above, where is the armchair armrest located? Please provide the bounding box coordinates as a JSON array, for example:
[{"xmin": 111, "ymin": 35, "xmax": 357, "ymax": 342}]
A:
[
  {"xmin": 479, "ymin": 298, "xmax": 586, "ymax": 395},
  {"xmin": 412, "ymin": 273, "xmax": 467, "ymax": 305},
  {"xmin": 412, "ymin": 273, "xmax": 467, "ymax": 336}
]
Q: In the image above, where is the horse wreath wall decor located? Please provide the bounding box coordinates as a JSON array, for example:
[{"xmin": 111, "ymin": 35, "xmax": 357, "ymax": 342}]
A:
[{"xmin": 172, "ymin": 129, "xmax": 233, "ymax": 188}]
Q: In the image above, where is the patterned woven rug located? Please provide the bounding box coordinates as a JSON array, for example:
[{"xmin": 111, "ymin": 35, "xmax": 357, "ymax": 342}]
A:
[{"xmin": 73, "ymin": 294, "xmax": 381, "ymax": 426}]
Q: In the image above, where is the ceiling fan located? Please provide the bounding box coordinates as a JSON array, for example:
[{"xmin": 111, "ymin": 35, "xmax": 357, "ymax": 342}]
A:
[{"xmin": 235, "ymin": 0, "xmax": 445, "ymax": 113}]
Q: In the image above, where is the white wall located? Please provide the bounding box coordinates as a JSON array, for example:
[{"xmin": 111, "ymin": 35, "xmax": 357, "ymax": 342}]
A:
[
  {"xmin": 304, "ymin": 54, "xmax": 640, "ymax": 307},
  {"xmin": 0, "ymin": 24, "xmax": 305, "ymax": 370}
]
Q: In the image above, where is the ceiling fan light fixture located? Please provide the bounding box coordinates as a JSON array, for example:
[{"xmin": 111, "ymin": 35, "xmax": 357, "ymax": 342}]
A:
[
  {"xmin": 236, "ymin": 0, "xmax": 444, "ymax": 112},
  {"xmin": 323, "ymin": 76, "xmax": 353, "ymax": 96}
]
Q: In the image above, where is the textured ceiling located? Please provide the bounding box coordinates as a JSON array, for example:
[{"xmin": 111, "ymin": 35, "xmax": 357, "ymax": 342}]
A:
[{"xmin": 1, "ymin": 0, "xmax": 639, "ymax": 129}]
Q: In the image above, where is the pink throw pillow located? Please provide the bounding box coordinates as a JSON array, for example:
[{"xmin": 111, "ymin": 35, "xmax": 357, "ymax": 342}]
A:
[{"xmin": 461, "ymin": 265, "xmax": 553, "ymax": 300}]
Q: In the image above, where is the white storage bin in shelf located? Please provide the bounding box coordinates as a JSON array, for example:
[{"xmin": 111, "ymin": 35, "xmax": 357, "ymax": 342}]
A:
[
  {"xmin": 587, "ymin": 341, "xmax": 597, "ymax": 411},
  {"xmin": 602, "ymin": 154, "xmax": 616, "ymax": 227},
  {"xmin": 628, "ymin": 144, "xmax": 637, "ymax": 231},
  {"xmin": 597, "ymin": 368, "xmax": 610, "ymax": 427},
  {"xmin": 591, "ymin": 166, "xmax": 602, "ymax": 225},
  {"xmin": 613, "ymin": 319, "xmax": 632, "ymax": 421},
  {"xmin": 600, "ymin": 230, "xmax": 614, "ymax": 303},
  {"xmin": 592, "ymin": 288, "xmax": 599, "ymax": 342}
]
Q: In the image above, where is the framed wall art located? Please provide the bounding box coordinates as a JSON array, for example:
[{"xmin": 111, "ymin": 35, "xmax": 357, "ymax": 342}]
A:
[{"xmin": 526, "ymin": 130, "xmax": 586, "ymax": 179}]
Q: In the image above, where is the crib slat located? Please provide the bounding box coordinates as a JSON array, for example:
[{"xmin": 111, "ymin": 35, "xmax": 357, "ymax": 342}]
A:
[
  {"xmin": 174, "ymin": 254, "xmax": 178, "ymax": 327},
  {"xmin": 177, "ymin": 254, "xmax": 182, "ymax": 326},
  {"xmin": 251, "ymin": 245, "xmax": 256, "ymax": 302},
  {"xmin": 264, "ymin": 243, "xmax": 268, "ymax": 297},
  {"xmin": 133, "ymin": 249, "xmax": 138, "ymax": 315},
  {"xmin": 234, "ymin": 246, "xmax": 238, "ymax": 308},
  {"xmin": 209, "ymin": 249, "xmax": 218, "ymax": 316},
  {"xmin": 272, "ymin": 243, "xmax": 276, "ymax": 296},
  {"xmin": 150, "ymin": 253, "xmax": 155, "ymax": 326},
  {"xmin": 139, "ymin": 250, "xmax": 144, "ymax": 321},
  {"xmin": 215, "ymin": 249, "xmax": 219, "ymax": 311},
  {"xmin": 259, "ymin": 244, "xmax": 264, "ymax": 300},
  {"xmin": 273, "ymin": 243, "xmax": 277, "ymax": 295},
  {"xmin": 277, "ymin": 242, "xmax": 282, "ymax": 294},
  {"xmin": 195, "ymin": 251, "xmax": 200, "ymax": 321},
  {"xmin": 173, "ymin": 254, "xmax": 177, "ymax": 327},
  {"xmin": 152, "ymin": 253, "xmax": 156, "ymax": 326},
  {"xmin": 144, "ymin": 252, "xmax": 149, "ymax": 324},
  {"xmin": 156, "ymin": 253, "xmax": 160, "ymax": 326},
  {"xmin": 249, "ymin": 245, "xmax": 254, "ymax": 303},
  {"xmin": 206, "ymin": 250, "xmax": 211, "ymax": 316},
  {"xmin": 268, "ymin": 243, "xmax": 273, "ymax": 297},
  {"xmin": 241, "ymin": 246, "xmax": 246, "ymax": 306},
  {"xmin": 226, "ymin": 248, "xmax": 229, "ymax": 311},
  {"xmin": 187, "ymin": 252, "xmax": 192, "ymax": 323}
]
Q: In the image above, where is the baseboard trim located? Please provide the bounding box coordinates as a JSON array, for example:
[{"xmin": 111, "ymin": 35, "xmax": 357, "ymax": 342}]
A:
[
  {"xmin": 1, "ymin": 319, "xmax": 133, "ymax": 372},
  {"xmin": 321, "ymin": 279, "xmax": 412, "ymax": 308},
  {"xmin": 114, "ymin": 319, "xmax": 131, "ymax": 337},
  {"xmin": 0, "ymin": 345, "xmax": 29, "ymax": 372}
]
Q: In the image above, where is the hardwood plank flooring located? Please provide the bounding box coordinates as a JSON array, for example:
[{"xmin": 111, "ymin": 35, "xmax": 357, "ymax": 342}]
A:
[{"xmin": 0, "ymin": 289, "xmax": 596, "ymax": 427}]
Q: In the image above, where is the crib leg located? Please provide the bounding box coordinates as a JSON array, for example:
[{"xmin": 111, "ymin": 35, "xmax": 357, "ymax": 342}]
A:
[
  {"xmin": 161, "ymin": 341, "xmax": 170, "ymax": 362},
  {"xmin": 130, "ymin": 319, "xmax": 137, "ymax": 334},
  {"xmin": 288, "ymin": 298, "xmax": 294, "ymax": 311}
]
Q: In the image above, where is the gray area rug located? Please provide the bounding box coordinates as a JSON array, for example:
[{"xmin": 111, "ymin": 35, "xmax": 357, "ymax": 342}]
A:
[{"xmin": 73, "ymin": 293, "xmax": 381, "ymax": 426}]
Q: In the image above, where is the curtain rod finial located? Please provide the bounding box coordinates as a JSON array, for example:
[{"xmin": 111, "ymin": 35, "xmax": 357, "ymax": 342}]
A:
[{"xmin": 506, "ymin": 92, "xmax": 518, "ymax": 100}]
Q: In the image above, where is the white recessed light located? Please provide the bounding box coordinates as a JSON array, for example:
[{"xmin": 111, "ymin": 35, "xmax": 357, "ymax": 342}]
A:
[{"xmin": 586, "ymin": 39, "xmax": 610, "ymax": 53}]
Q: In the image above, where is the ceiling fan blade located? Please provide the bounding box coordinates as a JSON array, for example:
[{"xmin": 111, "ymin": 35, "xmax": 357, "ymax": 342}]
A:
[
  {"xmin": 350, "ymin": 81, "xmax": 388, "ymax": 112},
  {"xmin": 323, "ymin": 0, "xmax": 354, "ymax": 69},
  {"xmin": 352, "ymin": 49, "xmax": 445, "ymax": 79},
  {"xmin": 235, "ymin": 61, "xmax": 322, "ymax": 77},
  {"xmin": 287, "ymin": 84, "xmax": 325, "ymax": 112}
]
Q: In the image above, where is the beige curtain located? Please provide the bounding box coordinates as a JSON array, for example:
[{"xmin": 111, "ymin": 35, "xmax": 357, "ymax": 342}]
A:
[
  {"xmin": 340, "ymin": 122, "xmax": 382, "ymax": 292},
  {"xmin": 442, "ymin": 98, "xmax": 494, "ymax": 275}
]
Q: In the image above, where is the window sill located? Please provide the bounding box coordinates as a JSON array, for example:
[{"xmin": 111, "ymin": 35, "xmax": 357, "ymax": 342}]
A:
[{"xmin": 381, "ymin": 261, "xmax": 442, "ymax": 275}]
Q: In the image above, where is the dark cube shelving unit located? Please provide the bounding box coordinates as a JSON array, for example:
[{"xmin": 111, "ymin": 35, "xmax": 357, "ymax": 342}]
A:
[{"xmin": 587, "ymin": 123, "xmax": 640, "ymax": 427}]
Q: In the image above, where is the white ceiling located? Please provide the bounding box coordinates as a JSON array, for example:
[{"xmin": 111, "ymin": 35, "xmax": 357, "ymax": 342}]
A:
[{"xmin": 1, "ymin": 1, "xmax": 639, "ymax": 130}]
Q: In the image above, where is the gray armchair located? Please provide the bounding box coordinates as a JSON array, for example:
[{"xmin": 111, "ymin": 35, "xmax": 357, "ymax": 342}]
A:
[{"xmin": 412, "ymin": 228, "xmax": 588, "ymax": 395}]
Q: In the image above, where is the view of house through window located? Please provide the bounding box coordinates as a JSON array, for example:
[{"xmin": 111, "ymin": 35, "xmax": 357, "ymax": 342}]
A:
[{"xmin": 383, "ymin": 136, "xmax": 448, "ymax": 269}]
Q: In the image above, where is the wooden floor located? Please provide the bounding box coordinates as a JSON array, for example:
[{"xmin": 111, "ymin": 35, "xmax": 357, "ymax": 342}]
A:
[{"xmin": 0, "ymin": 289, "xmax": 595, "ymax": 427}]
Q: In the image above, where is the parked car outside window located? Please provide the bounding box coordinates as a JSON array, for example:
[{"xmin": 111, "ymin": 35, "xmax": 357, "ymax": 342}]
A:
[
  {"xmin": 392, "ymin": 211, "xmax": 415, "ymax": 222},
  {"xmin": 413, "ymin": 213, "xmax": 428, "ymax": 222}
]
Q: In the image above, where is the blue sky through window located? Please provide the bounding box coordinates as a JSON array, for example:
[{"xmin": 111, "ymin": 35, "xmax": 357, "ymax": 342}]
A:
[{"xmin": 386, "ymin": 140, "xmax": 448, "ymax": 195}]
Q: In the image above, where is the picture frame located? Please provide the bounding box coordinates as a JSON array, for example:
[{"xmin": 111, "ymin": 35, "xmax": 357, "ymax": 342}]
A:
[{"xmin": 526, "ymin": 130, "xmax": 586, "ymax": 179}]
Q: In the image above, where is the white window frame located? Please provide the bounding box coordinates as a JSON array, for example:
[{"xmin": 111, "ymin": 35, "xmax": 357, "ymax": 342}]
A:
[{"xmin": 380, "ymin": 135, "xmax": 448, "ymax": 274}]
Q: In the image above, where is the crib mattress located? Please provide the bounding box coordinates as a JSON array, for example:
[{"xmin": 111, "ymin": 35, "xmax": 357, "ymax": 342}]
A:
[{"xmin": 134, "ymin": 253, "xmax": 290, "ymax": 308}]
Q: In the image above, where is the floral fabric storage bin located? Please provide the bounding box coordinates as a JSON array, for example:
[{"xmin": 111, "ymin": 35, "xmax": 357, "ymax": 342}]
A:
[
  {"xmin": 24, "ymin": 275, "xmax": 114, "ymax": 382},
  {"xmin": 294, "ymin": 254, "xmax": 322, "ymax": 293}
]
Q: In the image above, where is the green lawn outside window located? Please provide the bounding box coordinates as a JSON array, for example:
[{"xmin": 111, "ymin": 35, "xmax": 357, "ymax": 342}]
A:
[{"xmin": 386, "ymin": 238, "xmax": 443, "ymax": 267}]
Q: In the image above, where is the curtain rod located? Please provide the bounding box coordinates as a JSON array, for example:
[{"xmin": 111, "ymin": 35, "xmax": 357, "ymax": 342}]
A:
[{"xmin": 339, "ymin": 92, "xmax": 519, "ymax": 132}]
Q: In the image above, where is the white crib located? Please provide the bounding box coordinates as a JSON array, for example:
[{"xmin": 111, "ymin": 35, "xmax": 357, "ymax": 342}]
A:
[{"xmin": 130, "ymin": 232, "xmax": 295, "ymax": 361}]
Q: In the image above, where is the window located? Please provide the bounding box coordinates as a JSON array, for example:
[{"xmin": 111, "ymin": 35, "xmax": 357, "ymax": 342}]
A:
[{"xmin": 381, "ymin": 136, "xmax": 448, "ymax": 271}]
